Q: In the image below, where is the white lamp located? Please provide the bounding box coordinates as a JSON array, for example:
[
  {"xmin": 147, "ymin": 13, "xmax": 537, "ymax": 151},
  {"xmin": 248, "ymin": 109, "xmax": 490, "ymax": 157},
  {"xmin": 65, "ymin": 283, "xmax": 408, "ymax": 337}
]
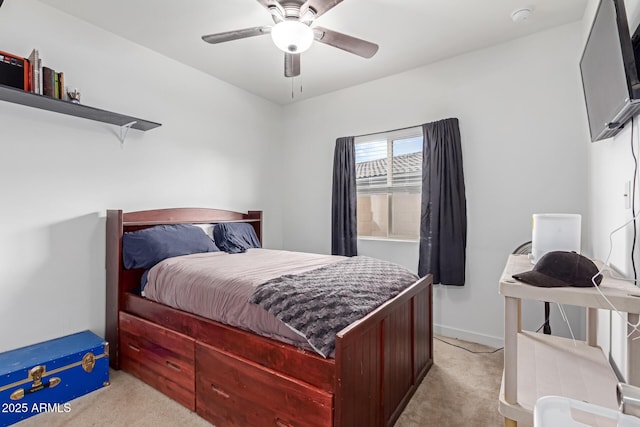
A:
[{"xmin": 271, "ymin": 20, "xmax": 314, "ymax": 53}]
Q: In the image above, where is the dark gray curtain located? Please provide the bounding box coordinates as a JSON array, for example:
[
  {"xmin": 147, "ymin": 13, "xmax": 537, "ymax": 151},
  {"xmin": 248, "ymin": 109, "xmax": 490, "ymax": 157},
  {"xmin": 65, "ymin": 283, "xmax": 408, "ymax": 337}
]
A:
[
  {"xmin": 331, "ymin": 137, "xmax": 357, "ymax": 256},
  {"xmin": 418, "ymin": 118, "xmax": 467, "ymax": 285}
]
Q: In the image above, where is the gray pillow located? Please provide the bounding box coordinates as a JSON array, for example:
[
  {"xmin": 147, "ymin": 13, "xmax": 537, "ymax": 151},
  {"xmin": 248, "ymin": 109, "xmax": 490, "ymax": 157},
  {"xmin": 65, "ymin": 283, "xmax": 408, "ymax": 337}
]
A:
[{"xmin": 213, "ymin": 222, "xmax": 261, "ymax": 254}]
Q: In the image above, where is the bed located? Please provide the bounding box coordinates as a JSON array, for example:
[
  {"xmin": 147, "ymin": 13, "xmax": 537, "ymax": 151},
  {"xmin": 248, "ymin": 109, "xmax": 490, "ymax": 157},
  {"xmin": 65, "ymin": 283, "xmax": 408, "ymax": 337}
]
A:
[{"xmin": 105, "ymin": 208, "xmax": 433, "ymax": 427}]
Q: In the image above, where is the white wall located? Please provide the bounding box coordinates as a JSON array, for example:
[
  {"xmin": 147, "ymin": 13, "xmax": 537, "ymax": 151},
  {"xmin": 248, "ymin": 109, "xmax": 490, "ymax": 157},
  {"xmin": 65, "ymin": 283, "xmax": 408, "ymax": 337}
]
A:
[
  {"xmin": 584, "ymin": 0, "xmax": 640, "ymax": 382},
  {"xmin": 0, "ymin": 0, "xmax": 596, "ymax": 354},
  {"xmin": 0, "ymin": 0, "xmax": 284, "ymax": 352},
  {"xmin": 280, "ymin": 23, "xmax": 590, "ymax": 347}
]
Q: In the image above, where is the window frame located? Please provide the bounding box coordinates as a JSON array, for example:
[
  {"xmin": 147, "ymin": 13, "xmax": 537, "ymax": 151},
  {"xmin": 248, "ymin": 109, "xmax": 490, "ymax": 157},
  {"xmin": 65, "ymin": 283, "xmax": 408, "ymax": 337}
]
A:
[{"xmin": 355, "ymin": 127, "xmax": 423, "ymax": 242}]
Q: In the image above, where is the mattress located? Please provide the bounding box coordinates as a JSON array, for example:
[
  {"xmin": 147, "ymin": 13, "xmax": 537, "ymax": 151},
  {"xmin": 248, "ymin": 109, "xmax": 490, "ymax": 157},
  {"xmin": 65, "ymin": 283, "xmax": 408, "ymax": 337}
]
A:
[{"xmin": 143, "ymin": 248, "xmax": 343, "ymax": 349}]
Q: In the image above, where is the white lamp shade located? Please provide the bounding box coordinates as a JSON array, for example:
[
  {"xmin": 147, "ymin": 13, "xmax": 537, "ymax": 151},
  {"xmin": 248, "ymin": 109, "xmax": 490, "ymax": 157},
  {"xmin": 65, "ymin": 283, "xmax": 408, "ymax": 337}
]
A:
[{"xmin": 271, "ymin": 20, "xmax": 314, "ymax": 53}]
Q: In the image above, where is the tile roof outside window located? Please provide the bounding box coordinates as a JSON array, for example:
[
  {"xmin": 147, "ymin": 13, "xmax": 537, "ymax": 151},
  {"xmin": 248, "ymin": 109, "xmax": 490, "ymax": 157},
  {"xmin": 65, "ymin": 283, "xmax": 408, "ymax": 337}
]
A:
[
  {"xmin": 355, "ymin": 152, "xmax": 422, "ymax": 179},
  {"xmin": 354, "ymin": 131, "xmax": 422, "ymax": 241}
]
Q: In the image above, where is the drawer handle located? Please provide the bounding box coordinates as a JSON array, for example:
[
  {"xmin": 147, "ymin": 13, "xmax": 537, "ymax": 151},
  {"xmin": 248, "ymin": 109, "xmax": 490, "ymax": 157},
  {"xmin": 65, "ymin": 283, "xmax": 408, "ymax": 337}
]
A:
[
  {"xmin": 210, "ymin": 384, "xmax": 230, "ymax": 399},
  {"xmin": 165, "ymin": 361, "xmax": 181, "ymax": 372},
  {"xmin": 275, "ymin": 418, "xmax": 294, "ymax": 427},
  {"xmin": 127, "ymin": 344, "xmax": 140, "ymax": 352}
]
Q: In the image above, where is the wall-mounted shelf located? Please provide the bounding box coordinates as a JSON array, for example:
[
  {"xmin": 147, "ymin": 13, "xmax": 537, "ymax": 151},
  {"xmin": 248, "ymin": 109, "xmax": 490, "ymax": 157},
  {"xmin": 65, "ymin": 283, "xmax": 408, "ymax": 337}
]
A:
[{"xmin": 0, "ymin": 84, "xmax": 161, "ymax": 141}]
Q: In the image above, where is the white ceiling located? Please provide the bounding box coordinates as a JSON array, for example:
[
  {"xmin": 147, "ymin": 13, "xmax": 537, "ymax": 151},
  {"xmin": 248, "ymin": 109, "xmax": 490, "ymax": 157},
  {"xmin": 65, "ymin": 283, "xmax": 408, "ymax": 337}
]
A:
[{"xmin": 36, "ymin": 0, "xmax": 587, "ymax": 105}]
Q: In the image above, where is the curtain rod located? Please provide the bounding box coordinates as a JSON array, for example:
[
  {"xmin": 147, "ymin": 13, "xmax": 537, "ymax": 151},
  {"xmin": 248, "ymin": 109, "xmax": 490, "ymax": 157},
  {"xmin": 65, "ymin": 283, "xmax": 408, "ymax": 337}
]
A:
[{"xmin": 352, "ymin": 123, "xmax": 422, "ymax": 139}]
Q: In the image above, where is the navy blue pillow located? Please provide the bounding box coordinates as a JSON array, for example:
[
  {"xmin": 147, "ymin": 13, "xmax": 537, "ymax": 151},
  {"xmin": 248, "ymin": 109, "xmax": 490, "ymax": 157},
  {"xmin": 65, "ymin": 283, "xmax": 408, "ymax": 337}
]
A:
[
  {"xmin": 214, "ymin": 222, "xmax": 261, "ymax": 254},
  {"xmin": 123, "ymin": 224, "xmax": 219, "ymax": 270}
]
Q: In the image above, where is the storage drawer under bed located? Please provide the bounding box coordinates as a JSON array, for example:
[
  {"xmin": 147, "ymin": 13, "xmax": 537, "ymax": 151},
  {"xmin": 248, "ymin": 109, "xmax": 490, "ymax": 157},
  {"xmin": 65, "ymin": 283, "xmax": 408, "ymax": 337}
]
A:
[
  {"xmin": 119, "ymin": 312, "xmax": 195, "ymax": 410},
  {"xmin": 196, "ymin": 341, "xmax": 333, "ymax": 427}
]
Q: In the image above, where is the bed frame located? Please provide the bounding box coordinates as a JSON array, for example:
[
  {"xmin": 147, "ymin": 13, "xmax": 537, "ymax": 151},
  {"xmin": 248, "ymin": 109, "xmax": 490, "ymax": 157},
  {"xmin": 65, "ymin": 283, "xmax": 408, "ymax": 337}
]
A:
[{"xmin": 105, "ymin": 208, "xmax": 433, "ymax": 427}]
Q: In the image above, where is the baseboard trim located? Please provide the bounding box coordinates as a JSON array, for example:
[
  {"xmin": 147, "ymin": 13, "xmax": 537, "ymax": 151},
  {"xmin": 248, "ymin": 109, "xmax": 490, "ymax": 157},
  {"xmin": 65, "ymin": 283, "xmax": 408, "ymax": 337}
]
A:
[{"xmin": 434, "ymin": 324, "xmax": 504, "ymax": 349}]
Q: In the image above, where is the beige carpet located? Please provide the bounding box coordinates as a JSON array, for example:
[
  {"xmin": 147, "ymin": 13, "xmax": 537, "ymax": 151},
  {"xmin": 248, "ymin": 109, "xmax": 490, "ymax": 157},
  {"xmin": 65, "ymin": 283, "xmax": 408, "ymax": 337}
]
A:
[
  {"xmin": 395, "ymin": 337, "xmax": 504, "ymax": 427},
  {"xmin": 15, "ymin": 336, "xmax": 503, "ymax": 427}
]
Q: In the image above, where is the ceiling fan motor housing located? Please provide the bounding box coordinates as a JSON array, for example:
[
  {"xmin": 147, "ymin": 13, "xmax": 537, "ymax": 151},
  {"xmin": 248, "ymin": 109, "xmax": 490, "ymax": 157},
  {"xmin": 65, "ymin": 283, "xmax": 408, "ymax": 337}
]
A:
[{"xmin": 201, "ymin": 0, "xmax": 379, "ymax": 78}]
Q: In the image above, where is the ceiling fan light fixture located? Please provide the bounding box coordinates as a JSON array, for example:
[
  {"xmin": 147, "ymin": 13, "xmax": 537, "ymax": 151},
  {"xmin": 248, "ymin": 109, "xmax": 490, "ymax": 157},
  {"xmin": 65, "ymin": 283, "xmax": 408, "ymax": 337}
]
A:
[{"xmin": 271, "ymin": 20, "xmax": 314, "ymax": 53}]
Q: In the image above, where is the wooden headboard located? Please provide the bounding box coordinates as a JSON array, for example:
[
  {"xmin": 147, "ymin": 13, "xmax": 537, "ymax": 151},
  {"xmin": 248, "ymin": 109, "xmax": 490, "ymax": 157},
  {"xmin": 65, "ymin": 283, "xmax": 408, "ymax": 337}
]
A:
[{"xmin": 105, "ymin": 208, "xmax": 262, "ymax": 365}]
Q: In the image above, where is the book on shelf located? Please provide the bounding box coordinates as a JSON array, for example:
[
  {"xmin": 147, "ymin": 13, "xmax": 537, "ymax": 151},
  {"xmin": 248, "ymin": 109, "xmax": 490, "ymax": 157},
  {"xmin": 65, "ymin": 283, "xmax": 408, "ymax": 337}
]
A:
[
  {"xmin": 27, "ymin": 49, "xmax": 40, "ymax": 94},
  {"xmin": 26, "ymin": 60, "xmax": 32, "ymax": 93},
  {"xmin": 24, "ymin": 48, "xmax": 67, "ymax": 99},
  {"xmin": 37, "ymin": 58, "xmax": 42, "ymax": 95},
  {"xmin": 57, "ymin": 71, "xmax": 64, "ymax": 100},
  {"xmin": 0, "ymin": 50, "xmax": 29, "ymax": 91},
  {"xmin": 53, "ymin": 72, "xmax": 59, "ymax": 99},
  {"xmin": 42, "ymin": 66, "xmax": 55, "ymax": 97}
]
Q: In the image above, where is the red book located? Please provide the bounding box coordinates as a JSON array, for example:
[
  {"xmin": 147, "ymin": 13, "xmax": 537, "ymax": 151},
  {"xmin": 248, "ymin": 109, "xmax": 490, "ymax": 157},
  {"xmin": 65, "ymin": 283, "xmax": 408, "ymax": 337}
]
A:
[{"xmin": 0, "ymin": 50, "xmax": 30, "ymax": 91}]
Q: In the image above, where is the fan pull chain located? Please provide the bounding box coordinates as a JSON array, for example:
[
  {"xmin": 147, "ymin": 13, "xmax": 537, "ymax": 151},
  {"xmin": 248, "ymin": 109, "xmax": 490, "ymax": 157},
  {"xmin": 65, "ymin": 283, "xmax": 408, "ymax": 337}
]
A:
[{"xmin": 290, "ymin": 77, "xmax": 304, "ymax": 100}]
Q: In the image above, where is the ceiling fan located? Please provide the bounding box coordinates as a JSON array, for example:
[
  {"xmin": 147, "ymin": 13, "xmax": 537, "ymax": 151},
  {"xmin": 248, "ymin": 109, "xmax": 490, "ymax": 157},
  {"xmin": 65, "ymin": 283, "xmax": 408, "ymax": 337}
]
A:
[{"xmin": 201, "ymin": 0, "xmax": 379, "ymax": 78}]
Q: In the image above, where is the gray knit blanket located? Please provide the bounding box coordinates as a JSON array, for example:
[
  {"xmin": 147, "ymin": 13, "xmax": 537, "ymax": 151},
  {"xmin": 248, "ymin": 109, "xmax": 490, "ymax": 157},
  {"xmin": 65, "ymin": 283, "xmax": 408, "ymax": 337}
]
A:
[{"xmin": 249, "ymin": 256, "xmax": 418, "ymax": 357}]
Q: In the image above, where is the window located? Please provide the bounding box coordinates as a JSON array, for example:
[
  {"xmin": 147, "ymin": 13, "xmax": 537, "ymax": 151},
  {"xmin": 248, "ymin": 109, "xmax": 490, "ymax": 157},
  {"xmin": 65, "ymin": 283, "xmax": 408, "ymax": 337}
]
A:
[{"xmin": 355, "ymin": 128, "xmax": 423, "ymax": 241}]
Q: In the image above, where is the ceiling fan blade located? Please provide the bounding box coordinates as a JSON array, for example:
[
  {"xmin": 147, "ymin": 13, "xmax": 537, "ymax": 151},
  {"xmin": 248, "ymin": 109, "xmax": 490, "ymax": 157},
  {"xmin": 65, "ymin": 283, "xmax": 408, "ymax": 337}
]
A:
[
  {"xmin": 202, "ymin": 26, "xmax": 271, "ymax": 44},
  {"xmin": 284, "ymin": 53, "xmax": 300, "ymax": 77},
  {"xmin": 301, "ymin": 0, "xmax": 343, "ymax": 19},
  {"xmin": 313, "ymin": 26, "xmax": 378, "ymax": 58}
]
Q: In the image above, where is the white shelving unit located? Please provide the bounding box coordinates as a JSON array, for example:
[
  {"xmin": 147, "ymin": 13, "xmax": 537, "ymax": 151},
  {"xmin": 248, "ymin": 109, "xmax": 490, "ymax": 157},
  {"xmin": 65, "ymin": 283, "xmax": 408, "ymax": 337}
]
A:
[{"xmin": 498, "ymin": 254, "xmax": 640, "ymax": 427}]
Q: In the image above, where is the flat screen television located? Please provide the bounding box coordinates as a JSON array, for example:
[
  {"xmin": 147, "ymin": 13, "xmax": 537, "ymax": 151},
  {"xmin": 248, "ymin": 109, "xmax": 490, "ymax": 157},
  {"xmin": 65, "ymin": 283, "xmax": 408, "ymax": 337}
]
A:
[{"xmin": 580, "ymin": 0, "xmax": 640, "ymax": 142}]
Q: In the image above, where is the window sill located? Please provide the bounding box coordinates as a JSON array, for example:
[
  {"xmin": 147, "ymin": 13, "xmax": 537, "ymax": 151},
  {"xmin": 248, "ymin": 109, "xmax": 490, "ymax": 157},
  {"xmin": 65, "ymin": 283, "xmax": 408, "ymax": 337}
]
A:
[{"xmin": 358, "ymin": 237, "xmax": 419, "ymax": 244}]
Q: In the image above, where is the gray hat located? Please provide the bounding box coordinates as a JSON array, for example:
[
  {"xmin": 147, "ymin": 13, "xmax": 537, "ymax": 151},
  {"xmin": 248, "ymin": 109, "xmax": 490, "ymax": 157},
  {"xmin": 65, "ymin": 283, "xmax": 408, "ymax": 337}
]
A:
[{"xmin": 512, "ymin": 251, "xmax": 602, "ymax": 288}]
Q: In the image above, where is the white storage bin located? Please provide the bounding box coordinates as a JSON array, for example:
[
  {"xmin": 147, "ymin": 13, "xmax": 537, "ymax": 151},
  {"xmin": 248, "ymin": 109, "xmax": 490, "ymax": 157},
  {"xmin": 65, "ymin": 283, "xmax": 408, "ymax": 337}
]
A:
[{"xmin": 534, "ymin": 396, "xmax": 640, "ymax": 427}]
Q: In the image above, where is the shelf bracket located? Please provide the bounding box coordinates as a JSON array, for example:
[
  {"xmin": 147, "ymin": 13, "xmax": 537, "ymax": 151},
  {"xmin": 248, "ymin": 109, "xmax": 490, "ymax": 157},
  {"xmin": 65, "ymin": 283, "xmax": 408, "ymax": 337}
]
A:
[{"xmin": 118, "ymin": 121, "xmax": 137, "ymax": 146}]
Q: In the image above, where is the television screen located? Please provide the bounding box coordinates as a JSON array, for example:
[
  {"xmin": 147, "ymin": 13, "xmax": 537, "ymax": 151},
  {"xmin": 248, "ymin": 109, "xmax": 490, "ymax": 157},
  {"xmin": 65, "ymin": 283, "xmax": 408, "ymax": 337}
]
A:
[{"xmin": 580, "ymin": 0, "xmax": 640, "ymax": 142}]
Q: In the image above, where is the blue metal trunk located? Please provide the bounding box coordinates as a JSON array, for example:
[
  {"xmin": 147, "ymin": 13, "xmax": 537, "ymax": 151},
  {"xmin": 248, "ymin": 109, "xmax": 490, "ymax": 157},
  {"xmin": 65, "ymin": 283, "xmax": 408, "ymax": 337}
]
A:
[{"xmin": 0, "ymin": 331, "xmax": 109, "ymax": 426}]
